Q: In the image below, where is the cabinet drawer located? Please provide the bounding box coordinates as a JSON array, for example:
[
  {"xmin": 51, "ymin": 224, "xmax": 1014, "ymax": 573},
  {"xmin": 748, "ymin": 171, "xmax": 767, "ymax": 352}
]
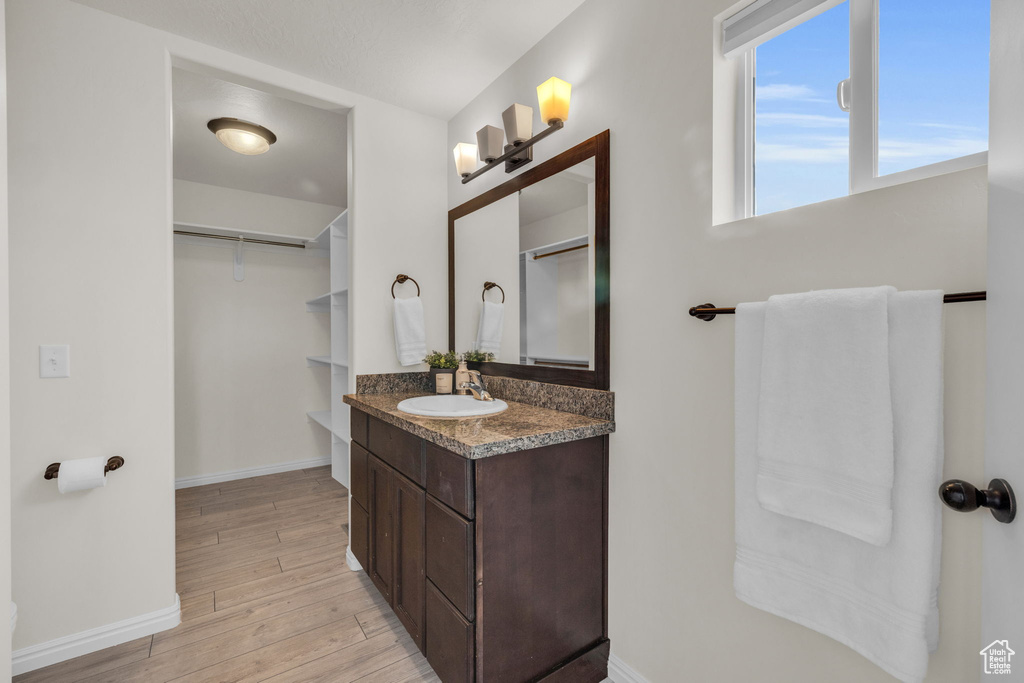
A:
[
  {"xmin": 426, "ymin": 496, "xmax": 475, "ymax": 621},
  {"xmin": 426, "ymin": 581, "xmax": 475, "ymax": 683},
  {"xmin": 349, "ymin": 499, "xmax": 368, "ymax": 569},
  {"xmin": 350, "ymin": 442, "xmax": 369, "ymax": 508},
  {"xmin": 426, "ymin": 443, "xmax": 474, "ymax": 519},
  {"xmin": 351, "ymin": 409, "xmax": 369, "ymax": 449},
  {"xmin": 368, "ymin": 416, "xmax": 425, "ymax": 486}
]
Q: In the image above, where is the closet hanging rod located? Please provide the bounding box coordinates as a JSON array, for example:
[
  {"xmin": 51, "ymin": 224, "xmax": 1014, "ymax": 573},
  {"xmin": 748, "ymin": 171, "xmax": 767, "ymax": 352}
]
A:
[
  {"xmin": 173, "ymin": 230, "xmax": 307, "ymax": 249},
  {"xmin": 533, "ymin": 243, "xmax": 588, "ymax": 260},
  {"xmin": 689, "ymin": 290, "xmax": 987, "ymax": 321}
]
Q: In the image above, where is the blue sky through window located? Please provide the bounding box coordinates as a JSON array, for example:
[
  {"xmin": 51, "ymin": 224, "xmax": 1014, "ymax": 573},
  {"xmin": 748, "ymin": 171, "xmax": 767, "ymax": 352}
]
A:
[{"xmin": 753, "ymin": 0, "xmax": 989, "ymax": 216}]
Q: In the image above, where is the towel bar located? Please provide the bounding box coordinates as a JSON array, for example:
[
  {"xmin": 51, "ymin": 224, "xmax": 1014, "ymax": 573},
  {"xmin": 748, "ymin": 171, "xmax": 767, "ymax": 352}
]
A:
[
  {"xmin": 44, "ymin": 456, "xmax": 125, "ymax": 481},
  {"xmin": 939, "ymin": 478, "xmax": 1015, "ymax": 523},
  {"xmin": 690, "ymin": 291, "xmax": 987, "ymax": 321}
]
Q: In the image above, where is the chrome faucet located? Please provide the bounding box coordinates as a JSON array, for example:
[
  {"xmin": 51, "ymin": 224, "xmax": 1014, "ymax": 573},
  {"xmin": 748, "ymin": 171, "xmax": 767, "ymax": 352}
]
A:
[{"xmin": 460, "ymin": 370, "xmax": 494, "ymax": 401}]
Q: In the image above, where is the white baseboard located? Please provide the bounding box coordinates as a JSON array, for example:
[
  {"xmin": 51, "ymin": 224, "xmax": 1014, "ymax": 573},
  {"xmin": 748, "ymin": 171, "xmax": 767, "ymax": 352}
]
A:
[
  {"xmin": 175, "ymin": 456, "xmax": 331, "ymax": 489},
  {"xmin": 13, "ymin": 594, "xmax": 181, "ymax": 676},
  {"xmin": 346, "ymin": 546, "xmax": 363, "ymax": 572},
  {"xmin": 606, "ymin": 652, "xmax": 650, "ymax": 683}
]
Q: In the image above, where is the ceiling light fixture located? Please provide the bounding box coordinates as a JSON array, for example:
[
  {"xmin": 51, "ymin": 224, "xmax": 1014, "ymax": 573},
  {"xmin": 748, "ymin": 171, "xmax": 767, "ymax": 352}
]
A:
[
  {"xmin": 207, "ymin": 117, "xmax": 277, "ymax": 155},
  {"xmin": 453, "ymin": 76, "xmax": 572, "ymax": 184}
]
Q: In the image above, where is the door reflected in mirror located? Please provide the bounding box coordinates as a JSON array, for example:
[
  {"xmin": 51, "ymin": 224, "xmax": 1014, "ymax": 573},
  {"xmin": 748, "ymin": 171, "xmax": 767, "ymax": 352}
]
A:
[{"xmin": 454, "ymin": 158, "xmax": 595, "ymax": 370}]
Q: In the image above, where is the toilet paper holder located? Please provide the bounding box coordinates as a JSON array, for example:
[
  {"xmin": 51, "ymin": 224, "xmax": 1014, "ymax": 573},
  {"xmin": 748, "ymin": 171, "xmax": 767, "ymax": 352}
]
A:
[{"xmin": 43, "ymin": 456, "xmax": 125, "ymax": 481}]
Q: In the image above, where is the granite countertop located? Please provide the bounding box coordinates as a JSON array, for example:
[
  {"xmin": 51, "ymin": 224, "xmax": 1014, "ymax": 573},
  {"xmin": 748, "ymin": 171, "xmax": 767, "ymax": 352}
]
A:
[{"xmin": 343, "ymin": 392, "xmax": 615, "ymax": 459}]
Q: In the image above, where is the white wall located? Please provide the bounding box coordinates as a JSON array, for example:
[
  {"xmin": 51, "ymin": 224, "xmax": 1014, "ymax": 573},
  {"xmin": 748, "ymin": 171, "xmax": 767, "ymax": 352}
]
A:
[
  {"xmin": 448, "ymin": 0, "xmax": 987, "ymax": 680},
  {"xmin": 454, "ymin": 195, "xmax": 520, "ymax": 361},
  {"xmin": 347, "ymin": 105, "xmax": 448, "ymax": 380},
  {"xmin": 8, "ymin": 0, "xmax": 179, "ymax": 653},
  {"xmin": 0, "ymin": 0, "xmax": 12, "ymax": 677},
  {"xmin": 520, "ymin": 204, "xmax": 588, "ymax": 251},
  {"xmin": 6, "ymin": 0, "xmax": 447, "ymax": 665},
  {"xmin": 173, "ymin": 179, "xmax": 343, "ymax": 238},
  {"xmin": 174, "ymin": 240, "xmax": 331, "ymax": 481},
  {"xmin": 983, "ymin": 0, "xmax": 1024, "ymax": 661}
]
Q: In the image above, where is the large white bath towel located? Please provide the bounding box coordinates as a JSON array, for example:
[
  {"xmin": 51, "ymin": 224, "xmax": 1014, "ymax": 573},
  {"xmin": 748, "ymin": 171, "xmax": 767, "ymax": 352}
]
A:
[
  {"xmin": 757, "ymin": 286, "xmax": 896, "ymax": 545},
  {"xmin": 735, "ymin": 291, "xmax": 944, "ymax": 683}
]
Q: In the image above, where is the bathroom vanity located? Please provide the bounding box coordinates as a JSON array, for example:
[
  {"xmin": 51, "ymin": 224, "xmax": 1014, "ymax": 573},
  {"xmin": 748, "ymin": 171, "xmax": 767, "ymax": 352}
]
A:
[{"xmin": 344, "ymin": 376, "xmax": 614, "ymax": 683}]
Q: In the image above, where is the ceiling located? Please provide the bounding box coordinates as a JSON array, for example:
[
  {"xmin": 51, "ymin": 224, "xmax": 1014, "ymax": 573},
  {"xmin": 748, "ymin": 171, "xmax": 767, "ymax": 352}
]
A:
[
  {"xmin": 173, "ymin": 68, "xmax": 347, "ymax": 206},
  {"xmin": 72, "ymin": 0, "xmax": 588, "ymax": 120}
]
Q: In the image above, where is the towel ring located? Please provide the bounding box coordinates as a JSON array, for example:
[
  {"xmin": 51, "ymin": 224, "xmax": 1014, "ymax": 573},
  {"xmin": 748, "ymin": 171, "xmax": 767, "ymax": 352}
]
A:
[
  {"xmin": 44, "ymin": 456, "xmax": 125, "ymax": 481},
  {"xmin": 391, "ymin": 274, "xmax": 420, "ymax": 299},
  {"xmin": 482, "ymin": 281, "xmax": 505, "ymax": 303}
]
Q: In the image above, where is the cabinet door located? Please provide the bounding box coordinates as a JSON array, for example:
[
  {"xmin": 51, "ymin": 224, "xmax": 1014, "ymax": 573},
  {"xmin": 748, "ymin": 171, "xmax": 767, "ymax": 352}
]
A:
[
  {"xmin": 350, "ymin": 500, "xmax": 369, "ymax": 569},
  {"xmin": 367, "ymin": 455, "xmax": 394, "ymax": 603},
  {"xmin": 392, "ymin": 471, "xmax": 426, "ymax": 648}
]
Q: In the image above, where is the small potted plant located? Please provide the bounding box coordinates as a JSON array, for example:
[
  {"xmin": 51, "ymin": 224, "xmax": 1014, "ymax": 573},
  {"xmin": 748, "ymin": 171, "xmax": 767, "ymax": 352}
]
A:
[
  {"xmin": 461, "ymin": 350, "xmax": 495, "ymax": 365},
  {"xmin": 423, "ymin": 350, "xmax": 459, "ymax": 393}
]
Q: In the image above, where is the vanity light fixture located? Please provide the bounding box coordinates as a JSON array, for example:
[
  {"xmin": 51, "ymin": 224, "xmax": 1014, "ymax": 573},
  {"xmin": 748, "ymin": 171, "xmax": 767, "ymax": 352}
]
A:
[
  {"xmin": 453, "ymin": 142, "xmax": 478, "ymax": 178},
  {"xmin": 537, "ymin": 77, "xmax": 571, "ymax": 125},
  {"xmin": 207, "ymin": 117, "xmax": 277, "ymax": 155},
  {"xmin": 454, "ymin": 77, "xmax": 572, "ymax": 184},
  {"xmin": 476, "ymin": 125, "xmax": 505, "ymax": 163}
]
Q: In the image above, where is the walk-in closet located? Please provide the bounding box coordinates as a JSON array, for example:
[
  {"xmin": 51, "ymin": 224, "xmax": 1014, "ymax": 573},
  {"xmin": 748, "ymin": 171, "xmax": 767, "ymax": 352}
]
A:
[{"xmin": 171, "ymin": 67, "xmax": 352, "ymax": 489}]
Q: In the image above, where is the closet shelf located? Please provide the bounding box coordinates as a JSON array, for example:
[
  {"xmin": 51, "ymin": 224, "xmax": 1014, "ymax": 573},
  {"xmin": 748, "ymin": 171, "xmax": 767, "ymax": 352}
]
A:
[
  {"xmin": 305, "ymin": 293, "xmax": 331, "ymax": 312},
  {"xmin": 306, "ymin": 410, "xmax": 332, "ymax": 432},
  {"xmin": 173, "ymin": 221, "xmax": 309, "ymax": 248},
  {"xmin": 307, "ymin": 209, "xmax": 349, "ymax": 250},
  {"xmin": 307, "ymin": 289, "xmax": 349, "ymax": 312},
  {"xmin": 306, "ymin": 356, "xmax": 331, "ymax": 367}
]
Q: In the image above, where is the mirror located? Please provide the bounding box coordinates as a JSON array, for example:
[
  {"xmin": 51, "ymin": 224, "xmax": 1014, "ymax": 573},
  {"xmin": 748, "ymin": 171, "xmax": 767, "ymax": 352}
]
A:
[{"xmin": 448, "ymin": 131, "xmax": 609, "ymax": 390}]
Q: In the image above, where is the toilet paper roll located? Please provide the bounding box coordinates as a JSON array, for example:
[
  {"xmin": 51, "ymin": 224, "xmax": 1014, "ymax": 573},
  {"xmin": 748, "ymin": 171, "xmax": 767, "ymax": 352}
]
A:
[{"xmin": 57, "ymin": 456, "xmax": 108, "ymax": 493}]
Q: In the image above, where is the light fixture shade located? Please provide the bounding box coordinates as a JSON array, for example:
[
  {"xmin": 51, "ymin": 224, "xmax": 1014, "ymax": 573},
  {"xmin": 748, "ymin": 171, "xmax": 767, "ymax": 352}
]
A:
[
  {"xmin": 207, "ymin": 117, "xmax": 277, "ymax": 155},
  {"xmin": 453, "ymin": 143, "xmax": 478, "ymax": 177},
  {"xmin": 537, "ymin": 77, "xmax": 571, "ymax": 125},
  {"xmin": 476, "ymin": 125, "xmax": 505, "ymax": 162},
  {"xmin": 502, "ymin": 104, "xmax": 534, "ymax": 144}
]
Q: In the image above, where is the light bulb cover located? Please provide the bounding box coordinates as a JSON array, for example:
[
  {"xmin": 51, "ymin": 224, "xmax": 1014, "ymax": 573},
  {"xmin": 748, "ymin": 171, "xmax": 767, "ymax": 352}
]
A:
[
  {"xmin": 537, "ymin": 77, "xmax": 571, "ymax": 125},
  {"xmin": 207, "ymin": 117, "xmax": 277, "ymax": 155},
  {"xmin": 502, "ymin": 104, "xmax": 534, "ymax": 144},
  {"xmin": 453, "ymin": 142, "xmax": 478, "ymax": 177},
  {"xmin": 476, "ymin": 125, "xmax": 505, "ymax": 163}
]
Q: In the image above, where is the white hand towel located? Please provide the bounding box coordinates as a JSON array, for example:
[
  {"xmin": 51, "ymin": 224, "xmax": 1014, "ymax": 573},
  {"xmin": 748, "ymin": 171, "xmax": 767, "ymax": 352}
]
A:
[
  {"xmin": 393, "ymin": 295, "xmax": 427, "ymax": 367},
  {"xmin": 735, "ymin": 291, "xmax": 944, "ymax": 683},
  {"xmin": 757, "ymin": 286, "xmax": 896, "ymax": 545},
  {"xmin": 475, "ymin": 301, "xmax": 504, "ymax": 356}
]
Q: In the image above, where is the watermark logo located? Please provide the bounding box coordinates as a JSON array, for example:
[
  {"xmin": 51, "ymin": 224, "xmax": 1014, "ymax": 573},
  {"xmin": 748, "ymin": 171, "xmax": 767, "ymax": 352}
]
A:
[{"xmin": 981, "ymin": 640, "xmax": 1015, "ymax": 675}]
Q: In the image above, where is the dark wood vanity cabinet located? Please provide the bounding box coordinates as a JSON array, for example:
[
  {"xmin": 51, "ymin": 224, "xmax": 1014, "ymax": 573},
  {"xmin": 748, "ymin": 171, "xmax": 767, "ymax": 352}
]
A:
[{"xmin": 349, "ymin": 409, "xmax": 609, "ymax": 683}]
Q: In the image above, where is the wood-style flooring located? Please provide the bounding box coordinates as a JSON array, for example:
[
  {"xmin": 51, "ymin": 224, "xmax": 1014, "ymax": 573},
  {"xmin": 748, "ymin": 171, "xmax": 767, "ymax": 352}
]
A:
[{"xmin": 15, "ymin": 465, "xmax": 440, "ymax": 683}]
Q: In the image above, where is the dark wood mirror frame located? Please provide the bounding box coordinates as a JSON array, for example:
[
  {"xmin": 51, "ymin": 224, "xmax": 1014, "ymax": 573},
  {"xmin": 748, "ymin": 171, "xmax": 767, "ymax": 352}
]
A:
[{"xmin": 448, "ymin": 129, "xmax": 609, "ymax": 390}]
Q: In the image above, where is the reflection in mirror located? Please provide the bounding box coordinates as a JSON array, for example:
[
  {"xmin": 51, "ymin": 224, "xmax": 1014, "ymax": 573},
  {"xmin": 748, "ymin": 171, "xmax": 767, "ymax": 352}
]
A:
[{"xmin": 454, "ymin": 158, "xmax": 595, "ymax": 369}]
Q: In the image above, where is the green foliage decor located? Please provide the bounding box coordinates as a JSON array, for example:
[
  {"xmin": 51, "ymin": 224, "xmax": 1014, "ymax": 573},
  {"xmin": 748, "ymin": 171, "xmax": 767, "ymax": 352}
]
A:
[{"xmin": 423, "ymin": 350, "xmax": 459, "ymax": 369}]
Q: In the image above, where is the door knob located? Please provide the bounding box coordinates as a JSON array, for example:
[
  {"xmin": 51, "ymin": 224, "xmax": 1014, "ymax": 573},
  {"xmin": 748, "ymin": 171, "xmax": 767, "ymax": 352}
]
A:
[{"xmin": 939, "ymin": 478, "xmax": 1016, "ymax": 523}]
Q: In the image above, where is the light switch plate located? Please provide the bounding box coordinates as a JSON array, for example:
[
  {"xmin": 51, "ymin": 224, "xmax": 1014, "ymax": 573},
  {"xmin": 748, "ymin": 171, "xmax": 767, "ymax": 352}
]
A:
[{"xmin": 39, "ymin": 345, "xmax": 70, "ymax": 378}]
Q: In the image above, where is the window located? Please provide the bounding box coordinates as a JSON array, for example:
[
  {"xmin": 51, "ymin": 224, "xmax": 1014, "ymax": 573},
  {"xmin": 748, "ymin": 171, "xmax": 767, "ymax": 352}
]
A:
[{"xmin": 723, "ymin": 0, "xmax": 989, "ymax": 217}]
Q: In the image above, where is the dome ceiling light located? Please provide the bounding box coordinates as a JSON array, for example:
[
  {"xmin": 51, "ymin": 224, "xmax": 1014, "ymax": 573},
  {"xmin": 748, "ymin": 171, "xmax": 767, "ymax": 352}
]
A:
[{"xmin": 207, "ymin": 117, "xmax": 277, "ymax": 155}]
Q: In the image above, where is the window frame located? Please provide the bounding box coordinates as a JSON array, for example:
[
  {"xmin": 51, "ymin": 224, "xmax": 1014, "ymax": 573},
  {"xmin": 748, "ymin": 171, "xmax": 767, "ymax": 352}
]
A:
[{"xmin": 735, "ymin": 0, "xmax": 988, "ymax": 218}]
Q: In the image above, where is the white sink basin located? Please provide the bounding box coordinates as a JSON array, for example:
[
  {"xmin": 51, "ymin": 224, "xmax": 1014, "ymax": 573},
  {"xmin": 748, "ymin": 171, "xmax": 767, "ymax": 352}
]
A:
[{"xmin": 397, "ymin": 395, "xmax": 508, "ymax": 419}]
